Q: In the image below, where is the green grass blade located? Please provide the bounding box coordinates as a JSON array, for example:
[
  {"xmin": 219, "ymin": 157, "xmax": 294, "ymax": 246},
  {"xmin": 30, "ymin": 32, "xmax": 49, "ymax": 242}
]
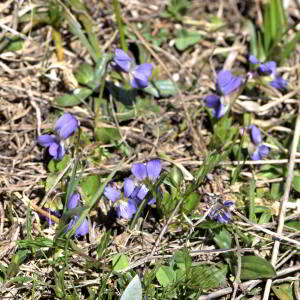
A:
[
  {"xmin": 113, "ymin": 0, "xmax": 128, "ymax": 52},
  {"xmin": 248, "ymin": 179, "xmax": 256, "ymax": 223},
  {"xmin": 55, "ymin": 0, "xmax": 98, "ymax": 62}
]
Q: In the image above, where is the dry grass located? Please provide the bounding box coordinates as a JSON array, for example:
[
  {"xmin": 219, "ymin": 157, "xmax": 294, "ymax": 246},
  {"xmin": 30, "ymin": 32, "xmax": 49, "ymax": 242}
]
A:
[{"xmin": 0, "ymin": 0, "xmax": 300, "ymax": 299}]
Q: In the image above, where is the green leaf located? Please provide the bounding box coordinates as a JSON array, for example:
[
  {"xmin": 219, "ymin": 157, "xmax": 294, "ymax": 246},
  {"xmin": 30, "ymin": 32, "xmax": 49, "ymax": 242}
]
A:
[
  {"xmin": 258, "ymin": 211, "xmax": 272, "ymax": 224},
  {"xmin": 164, "ymin": 0, "xmax": 188, "ymax": 20},
  {"xmin": 45, "ymin": 173, "xmax": 58, "ymax": 192},
  {"xmin": 174, "ymin": 249, "xmax": 192, "ymax": 271},
  {"xmin": 188, "ymin": 264, "xmax": 227, "ymax": 290},
  {"xmin": 292, "ymin": 175, "xmax": 300, "ymax": 193},
  {"xmin": 244, "ymin": 20, "xmax": 257, "ymax": 58},
  {"xmin": 121, "ymin": 275, "xmax": 142, "ymax": 300},
  {"xmin": 272, "ymin": 283, "xmax": 293, "ymax": 300},
  {"xmin": 152, "ymin": 80, "xmax": 178, "ymax": 97},
  {"xmin": 156, "ymin": 266, "xmax": 176, "ymax": 287},
  {"xmin": 9, "ymin": 276, "xmax": 33, "ymax": 284},
  {"xmin": 168, "ymin": 166, "xmax": 183, "ymax": 188},
  {"xmin": 158, "ymin": 190, "xmax": 177, "ymax": 217},
  {"xmin": 285, "ymin": 221, "xmax": 300, "ymax": 231},
  {"xmin": 182, "ymin": 192, "xmax": 201, "ymax": 214},
  {"xmin": 175, "ymin": 29, "xmax": 202, "ymax": 51},
  {"xmin": 94, "ymin": 53, "xmax": 113, "ymax": 81},
  {"xmin": 62, "ymin": 3, "xmax": 98, "ymax": 62},
  {"xmin": 55, "ymin": 87, "xmax": 93, "ymax": 107},
  {"xmin": 2, "ymin": 39, "xmax": 24, "ymax": 52},
  {"xmin": 281, "ymin": 32, "xmax": 300, "ymax": 63},
  {"xmin": 95, "ymin": 127, "xmax": 121, "ymax": 144},
  {"xmin": 80, "ymin": 175, "xmax": 100, "ymax": 205},
  {"xmin": 112, "ymin": 254, "xmax": 129, "ymax": 271},
  {"xmin": 74, "ymin": 63, "xmax": 95, "ymax": 86},
  {"xmin": 213, "ymin": 228, "xmax": 233, "ymax": 249},
  {"xmin": 239, "ymin": 256, "xmax": 276, "ymax": 280},
  {"xmin": 196, "ymin": 220, "xmax": 224, "ymax": 229},
  {"xmin": 56, "ymin": 155, "xmax": 71, "ymax": 172}
]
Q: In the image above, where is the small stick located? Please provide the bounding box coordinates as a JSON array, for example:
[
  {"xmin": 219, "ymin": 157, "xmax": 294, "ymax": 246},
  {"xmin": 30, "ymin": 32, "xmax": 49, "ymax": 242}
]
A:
[
  {"xmin": 150, "ymin": 198, "xmax": 184, "ymax": 256},
  {"xmin": 263, "ymin": 103, "xmax": 300, "ymax": 300},
  {"xmin": 231, "ymin": 234, "xmax": 241, "ymax": 300}
]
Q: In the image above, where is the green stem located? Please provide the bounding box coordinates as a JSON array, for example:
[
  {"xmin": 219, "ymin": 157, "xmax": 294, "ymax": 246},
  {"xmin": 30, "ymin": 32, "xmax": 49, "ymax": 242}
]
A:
[
  {"xmin": 112, "ymin": 0, "xmax": 127, "ymax": 52},
  {"xmin": 130, "ymin": 197, "xmax": 148, "ymax": 230}
]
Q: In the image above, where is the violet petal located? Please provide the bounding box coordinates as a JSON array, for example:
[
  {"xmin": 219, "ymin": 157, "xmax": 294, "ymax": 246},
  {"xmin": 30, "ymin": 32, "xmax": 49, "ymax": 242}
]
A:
[
  {"xmin": 250, "ymin": 125, "xmax": 262, "ymax": 145},
  {"xmin": 114, "ymin": 48, "xmax": 132, "ymax": 72},
  {"xmin": 75, "ymin": 218, "xmax": 89, "ymax": 237},
  {"xmin": 249, "ymin": 55, "xmax": 260, "ymax": 64},
  {"xmin": 146, "ymin": 159, "xmax": 161, "ymax": 181},
  {"xmin": 124, "ymin": 178, "xmax": 135, "ymax": 198},
  {"xmin": 136, "ymin": 185, "xmax": 149, "ymax": 200},
  {"xmin": 104, "ymin": 185, "xmax": 120, "ymax": 203},
  {"xmin": 251, "ymin": 148, "xmax": 261, "ymax": 161},
  {"xmin": 259, "ymin": 61, "xmax": 276, "ymax": 75},
  {"xmin": 132, "ymin": 163, "xmax": 147, "ymax": 181},
  {"xmin": 38, "ymin": 134, "xmax": 57, "ymax": 147},
  {"xmin": 131, "ymin": 63, "xmax": 152, "ymax": 88},
  {"xmin": 116, "ymin": 200, "xmax": 136, "ymax": 219},
  {"xmin": 55, "ymin": 113, "xmax": 78, "ymax": 140},
  {"xmin": 68, "ymin": 193, "xmax": 80, "ymax": 210},
  {"xmin": 213, "ymin": 102, "xmax": 227, "ymax": 119},
  {"xmin": 48, "ymin": 142, "xmax": 65, "ymax": 160},
  {"xmin": 217, "ymin": 70, "xmax": 242, "ymax": 95},
  {"xmin": 204, "ymin": 94, "xmax": 220, "ymax": 108},
  {"xmin": 269, "ymin": 75, "xmax": 287, "ymax": 90},
  {"xmin": 258, "ymin": 145, "xmax": 269, "ymax": 159}
]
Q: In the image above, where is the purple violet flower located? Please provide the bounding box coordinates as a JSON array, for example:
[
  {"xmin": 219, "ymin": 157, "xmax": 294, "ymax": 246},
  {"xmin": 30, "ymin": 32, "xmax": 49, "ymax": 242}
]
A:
[
  {"xmin": 251, "ymin": 145, "xmax": 269, "ymax": 161},
  {"xmin": 114, "ymin": 48, "xmax": 132, "ymax": 73},
  {"xmin": 216, "ymin": 211, "xmax": 232, "ymax": 224},
  {"xmin": 104, "ymin": 160, "xmax": 161, "ymax": 218},
  {"xmin": 113, "ymin": 49, "xmax": 152, "ymax": 89},
  {"xmin": 55, "ymin": 113, "xmax": 79, "ymax": 140},
  {"xmin": 37, "ymin": 135, "xmax": 64, "ymax": 160},
  {"xmin": 104, "ymin": 184, "xmax": 138, "ymax": 219},
  {"xmin": 66, "ymin": 193, "xmax": 89, "ymax": 237},
  {"xmin": 249, "ymin": 55, "xmax": 287, "ymax": 90},
  {"xmin": 270, "ymin": 75, "xmax": 287, "ymax": 90},
  {"xmin": 216, "ymin": 70, "xmax": 242, "ymax": 95},
  {"xmin": 250, "ymin": 125, "xmax": 262, "ymax": 145},
  {"xmin": 116, "ymin": 199, "xmax": 137, "ymax": 219},
  {"xmin": 131, "ymin": 159, "xmax": 161, "ymax": 182},
  {"xmin": 66, "ymin": 216, "xmax": 89, "ymax": 237},
  {"xmin": 259, "ymin": 61, "xmax": 276, "ymax": 75},
  {"xmin": 249, "ymin": 125, "xmax": 269, "ymax": 161},
  {"xmin": 204, "ymin": 71, "xmax": 242, "ymax": 119},
  {"xmin": 37, "ymin": 113, "xmax": 78, "ymax": 160},
  {"xmin": 131, "ymin": 63, "xmax": 153, "ymax": 89},
  {"xmin": 204, "ymin": 94, "xmax": 227, "ymax": 119},
  {"xmin": 209, "ymin": 201, "xmax": 233, "ymax": 224}
]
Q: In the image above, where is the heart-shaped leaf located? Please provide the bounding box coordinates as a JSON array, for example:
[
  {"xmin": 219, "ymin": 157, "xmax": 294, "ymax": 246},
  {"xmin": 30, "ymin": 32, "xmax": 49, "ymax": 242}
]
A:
[
  {"xmin": 239, "ymin": 256, "xmax": 276, "ymax": 280},
  {"xmin": 120, "ymin": 275, "xmax": 142, "ymax": 300}
]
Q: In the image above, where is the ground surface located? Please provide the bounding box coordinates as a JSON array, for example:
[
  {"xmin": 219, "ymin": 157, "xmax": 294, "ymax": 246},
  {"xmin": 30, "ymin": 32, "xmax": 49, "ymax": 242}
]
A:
[{"xmin": 0, "ymin": 0, "xmax": 300, "ymax": 299}]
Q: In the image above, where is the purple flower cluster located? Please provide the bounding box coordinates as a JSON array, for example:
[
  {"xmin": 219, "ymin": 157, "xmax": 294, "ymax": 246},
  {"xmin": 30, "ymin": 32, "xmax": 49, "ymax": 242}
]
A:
[
  {"xmin": 209, "ymin": 200, "xmax": 233, "ymax": 224},
  {"xmin": 66, "ymin": 193, "xmax": 89, "ymax": 237},
  {"xmin": 204, "ymin": 70, "xmax": 243, "ymax": 119},
  {"xmin": 249, "ymin": 55, "xmax": 287, "ymax": 90},
  {"xmin": 37, "ymin": 113, "xmax": 79, "ymax": 160},
  {"xmin": 248, "ymin": 125, "xmax": 269, "ymax": 161},
  {"xmin": 104, "ymin": 159, "xmax": 161, "ymax": 219},
  {"xmin": 40, "ymin": 192, "xmax": 89, "ymax": 237},
  {"xmin": 114, "ymin": 49, "xmax": 153, "ymax": 89}
]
